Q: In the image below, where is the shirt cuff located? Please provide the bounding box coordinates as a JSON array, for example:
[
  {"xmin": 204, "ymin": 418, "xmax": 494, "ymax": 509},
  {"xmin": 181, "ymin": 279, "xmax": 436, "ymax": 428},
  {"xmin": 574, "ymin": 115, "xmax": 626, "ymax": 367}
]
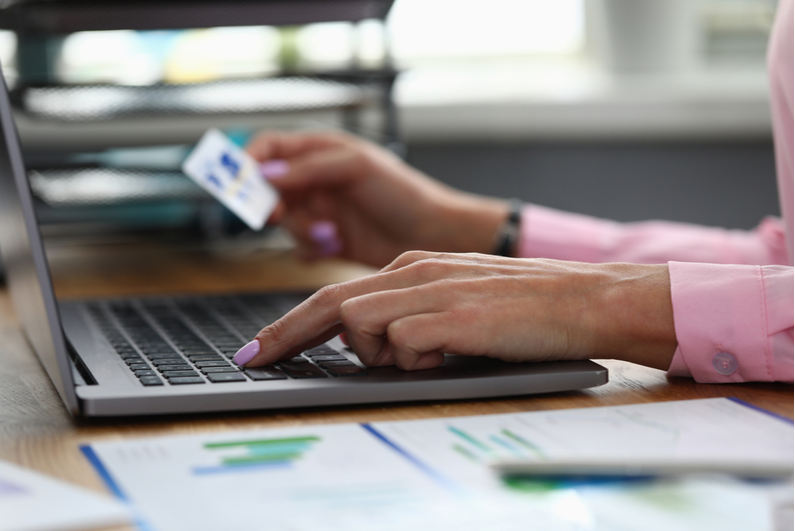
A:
[{"xmin": 667, "ymin": 261, "xmax": 793, "ymax": 383}]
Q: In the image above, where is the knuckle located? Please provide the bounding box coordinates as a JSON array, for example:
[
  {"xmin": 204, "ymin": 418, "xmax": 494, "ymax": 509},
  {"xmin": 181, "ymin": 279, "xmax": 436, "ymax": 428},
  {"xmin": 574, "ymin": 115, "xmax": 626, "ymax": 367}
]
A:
[
  {"xmin": 313, "ymin": 282, "xmax": 345, "ymax": 308},
  {"xmin": 403, "ymin": 250, "xmax": 432, "ymax": 262},
  {"xmin": 386, "ymin": 319, "xmax": 412, "ymax": 347},
  {"xmin": 407, "ymin": 256, "xmax": 454, "ymax": 278},
  {"xmin": 338, "ymin": 297, "xmax": 361, "ymax": 327},
  {"xmin": 257, "ymin": 318, "xmax": 288, "ymax": 347},
  {"xmin": 388, "ymin": 250, "xmax": 441, "ymax": 271}
]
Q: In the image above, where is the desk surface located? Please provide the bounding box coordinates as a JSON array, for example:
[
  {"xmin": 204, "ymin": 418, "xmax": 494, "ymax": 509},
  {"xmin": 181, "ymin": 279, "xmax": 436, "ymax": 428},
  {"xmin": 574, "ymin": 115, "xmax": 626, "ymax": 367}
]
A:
[{"xmin": 0, "ymin": 238, "xmax": 791, "ymax": 530}]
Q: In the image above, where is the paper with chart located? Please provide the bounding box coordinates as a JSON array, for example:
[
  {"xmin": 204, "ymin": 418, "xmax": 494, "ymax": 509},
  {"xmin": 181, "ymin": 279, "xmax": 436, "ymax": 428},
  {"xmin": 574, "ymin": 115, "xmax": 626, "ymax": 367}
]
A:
[
  {"xmin": 371, "ymin": 397, "xmax": 794, "ymax": 489},
  {"xmin": 372, "ymin": 398, "xmax": 793, "ymax": 531},
  {"xmin": 83, "ymin": 399, "xmax": 793, "ymax": 531},
  {"xmin": 182, "ymin": 128, "xmax": 278, "ymax": 230},
  {"xmin": 82, "ymin": 423, "xmax": 563, "ymax": 531},
  {"xmin": 0, "ymin": 458, "xmax": 130, "ymax": 531}
]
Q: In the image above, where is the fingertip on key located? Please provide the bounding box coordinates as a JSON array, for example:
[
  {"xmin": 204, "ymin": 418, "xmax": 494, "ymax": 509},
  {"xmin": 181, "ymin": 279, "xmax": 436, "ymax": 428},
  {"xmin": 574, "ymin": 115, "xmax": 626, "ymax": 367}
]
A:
[{"xmin": 233, "ymin": 339, "xmax": 261, "ymax": 366}]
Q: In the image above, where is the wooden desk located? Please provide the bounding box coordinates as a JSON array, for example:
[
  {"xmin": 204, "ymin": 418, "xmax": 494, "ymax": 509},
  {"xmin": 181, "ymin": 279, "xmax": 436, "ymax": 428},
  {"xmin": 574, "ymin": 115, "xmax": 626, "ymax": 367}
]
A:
[{"xmin": 0, "ymin": 239, "xmax": 791, "ymax": 529}]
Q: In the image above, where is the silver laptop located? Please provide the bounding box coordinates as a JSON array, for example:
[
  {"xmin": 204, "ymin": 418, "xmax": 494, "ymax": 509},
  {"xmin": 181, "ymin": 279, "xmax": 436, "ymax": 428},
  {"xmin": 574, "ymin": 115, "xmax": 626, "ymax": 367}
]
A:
[{"xmin": 0, "ymin": 74, "xmax": 608, "ymax": 418}]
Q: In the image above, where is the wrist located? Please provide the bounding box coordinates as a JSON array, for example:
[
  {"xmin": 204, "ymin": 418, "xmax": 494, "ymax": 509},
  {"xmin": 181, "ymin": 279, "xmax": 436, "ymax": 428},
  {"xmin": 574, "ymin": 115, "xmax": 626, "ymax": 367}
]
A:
[
  {"xmin": 586, "ymin": 263, "xmax": 678, "ymax": 370},
  {"xmin": 436, "ymin": 193, "xmax": 513, "ymax": 255}
]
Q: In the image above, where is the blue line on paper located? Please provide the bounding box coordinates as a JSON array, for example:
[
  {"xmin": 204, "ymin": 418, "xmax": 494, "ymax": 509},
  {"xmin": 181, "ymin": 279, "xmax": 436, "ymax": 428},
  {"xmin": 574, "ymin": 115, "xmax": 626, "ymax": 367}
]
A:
[
  {"xmin": 360, "ymin": 424, "xmax": 461, "ymax": 494},
  {"xmin": 729, "ymin": 397, "xmax": 794, "ymax": 424},
  {"xmin": 80, "ymin": 445, "xmax": 157, "ymax": 531}
]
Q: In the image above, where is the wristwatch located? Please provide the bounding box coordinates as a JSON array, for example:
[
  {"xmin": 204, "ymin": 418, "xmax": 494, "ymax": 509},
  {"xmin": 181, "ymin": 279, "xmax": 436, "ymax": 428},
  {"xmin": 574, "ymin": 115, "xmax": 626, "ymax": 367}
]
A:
[{"xmin": 492, "ymin": 198, "xmax": 523, "ymax": 257}]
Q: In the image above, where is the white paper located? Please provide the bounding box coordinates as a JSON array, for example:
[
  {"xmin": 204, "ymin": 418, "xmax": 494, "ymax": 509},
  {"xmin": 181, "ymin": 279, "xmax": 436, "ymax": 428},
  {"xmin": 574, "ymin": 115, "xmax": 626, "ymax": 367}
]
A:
[
  {"xmin": 0, "ymin": 459, "xmax": 130, "ymax": 531},
  {"xmin": 84, "ymin": 398, "xmax": 793, "ymax": 531},
  {"xmin": 181, "ymin": 128, "xmax": 278, "ymax": 230}
]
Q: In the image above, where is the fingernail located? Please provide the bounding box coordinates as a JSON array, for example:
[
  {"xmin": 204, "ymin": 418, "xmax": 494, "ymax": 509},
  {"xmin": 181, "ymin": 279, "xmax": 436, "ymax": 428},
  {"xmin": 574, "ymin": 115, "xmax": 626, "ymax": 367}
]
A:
[
  {"xmin": 260, "ymin": 159, "xmax": 290, "ymax": 180},
  {"xmin": 233, "ymin": 340, "xmax": 260, "ymax": 366},
  {"xmin": 310, "ymin": 221, "xmax": 342, "ymax": 257}
]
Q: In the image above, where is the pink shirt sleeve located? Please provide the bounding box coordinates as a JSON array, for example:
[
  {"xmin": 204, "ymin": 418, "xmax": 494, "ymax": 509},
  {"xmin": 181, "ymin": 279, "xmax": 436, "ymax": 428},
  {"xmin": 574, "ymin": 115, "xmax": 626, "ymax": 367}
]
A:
[
  {"xmin": 518, "ymin": 205, "xmax": 788, "ymax": 266},
  {"xmin": 667, "ymin": 262, "xmax": 793, "ymax": 383},
  {"xmin": 517, "ymin": 0, "xmax": 793, "ymax": 383}
]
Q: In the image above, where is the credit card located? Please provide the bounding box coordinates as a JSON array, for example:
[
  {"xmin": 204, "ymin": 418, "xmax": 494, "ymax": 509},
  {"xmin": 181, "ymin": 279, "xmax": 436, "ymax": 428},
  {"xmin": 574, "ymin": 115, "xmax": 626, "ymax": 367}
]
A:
[{"xmin": 182, "ymin": 128, "xmax": 278, "ymax": 230}]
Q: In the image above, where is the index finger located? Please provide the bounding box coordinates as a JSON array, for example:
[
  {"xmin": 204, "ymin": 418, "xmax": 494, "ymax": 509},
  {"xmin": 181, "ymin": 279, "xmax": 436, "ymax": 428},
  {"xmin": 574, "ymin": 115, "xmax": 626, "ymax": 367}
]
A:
[{"xmin": 237, "ymin": 273, "xmax": 401, "ymax": 367}]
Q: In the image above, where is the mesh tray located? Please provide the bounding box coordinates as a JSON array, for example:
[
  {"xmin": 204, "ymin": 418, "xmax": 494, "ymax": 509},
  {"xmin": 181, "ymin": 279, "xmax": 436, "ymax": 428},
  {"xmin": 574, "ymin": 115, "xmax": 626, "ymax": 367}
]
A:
[
  {"xmin": 18, "ymin": 77, "xmax": 372, "ymax": 121},
  {"xmin": 29, "ymin": 168, "xmax": 206, "ymax": 207}
]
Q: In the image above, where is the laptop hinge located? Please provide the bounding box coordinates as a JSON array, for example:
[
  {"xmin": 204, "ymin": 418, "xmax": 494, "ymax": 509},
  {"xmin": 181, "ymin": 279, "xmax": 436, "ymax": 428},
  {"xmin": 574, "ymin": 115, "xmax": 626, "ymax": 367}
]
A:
[{"xmin": 65, "ymin": 338, "xmax": 98, "ymax": 385}]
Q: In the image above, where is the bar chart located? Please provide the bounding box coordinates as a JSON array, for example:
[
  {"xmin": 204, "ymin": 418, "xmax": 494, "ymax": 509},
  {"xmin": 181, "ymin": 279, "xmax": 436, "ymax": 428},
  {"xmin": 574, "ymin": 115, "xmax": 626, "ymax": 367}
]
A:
[
  {"xmin": 448, "ymin": 425, "xmax": 547, "ymax": 463},
  {"xmin": 193, "ymin": 435, "xmax": 321, "ymax": 475}
]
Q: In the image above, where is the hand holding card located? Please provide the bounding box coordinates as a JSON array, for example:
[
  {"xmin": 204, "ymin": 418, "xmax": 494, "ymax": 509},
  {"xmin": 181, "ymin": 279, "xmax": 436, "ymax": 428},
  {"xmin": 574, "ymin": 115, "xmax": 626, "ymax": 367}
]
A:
[{"xmin": 182, "ymin": 129, "xmax": 279, "ymax": 231}]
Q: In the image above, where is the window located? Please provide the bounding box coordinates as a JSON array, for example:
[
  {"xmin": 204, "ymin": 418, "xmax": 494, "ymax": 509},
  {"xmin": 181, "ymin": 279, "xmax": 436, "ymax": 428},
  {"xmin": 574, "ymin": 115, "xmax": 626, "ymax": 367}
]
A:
[{"xmin": 387, "ymin": 0, "xmax": 585, "ymax": 65}]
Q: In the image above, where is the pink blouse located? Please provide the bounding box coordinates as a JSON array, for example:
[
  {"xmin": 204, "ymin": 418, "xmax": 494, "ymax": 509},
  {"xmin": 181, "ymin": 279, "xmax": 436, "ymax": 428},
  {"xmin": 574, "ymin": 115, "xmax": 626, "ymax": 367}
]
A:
[{"xmin": 518, "ymin": 0, "xmax": 794, "ymax": 383}]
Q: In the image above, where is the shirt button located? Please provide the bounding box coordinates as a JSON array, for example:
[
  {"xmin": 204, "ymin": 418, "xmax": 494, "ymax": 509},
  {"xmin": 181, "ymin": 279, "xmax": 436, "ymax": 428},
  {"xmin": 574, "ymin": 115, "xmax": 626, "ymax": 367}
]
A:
[{"xmin": 712, "ymin": 352, "xmax": 737, "ymax": 376}]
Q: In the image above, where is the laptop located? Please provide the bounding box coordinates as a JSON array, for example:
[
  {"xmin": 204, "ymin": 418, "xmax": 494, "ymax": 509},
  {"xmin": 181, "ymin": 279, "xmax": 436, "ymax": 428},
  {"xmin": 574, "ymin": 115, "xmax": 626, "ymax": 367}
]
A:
[{"xmin": 0, "ymin": 75, "xmax": 608, "ymax": 418}]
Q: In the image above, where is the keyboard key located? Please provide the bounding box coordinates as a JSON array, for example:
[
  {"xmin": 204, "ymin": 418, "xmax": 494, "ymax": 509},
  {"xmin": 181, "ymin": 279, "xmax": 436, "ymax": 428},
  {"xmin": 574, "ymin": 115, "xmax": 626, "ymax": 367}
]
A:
[
  {"xmin": 187, "ymin": 355, "xmax": 224, "ymax": 362},
  {"xmin": 168, "ymin": 377, "xmax": 205, "ymax": 385},
  {"xmin": 139, "ymin": 376, "xmax": 164, "ymax": 386},
  {"xmin": 206, "ymin": 372, "xmax": 246, "ymax": 383},
  {"xmin": 157, "ymin": 364, "xmax": 193, "ymax": 372},
  {"xmin": 308, "ymin": 354, "xmax": 347, "ymax": 362},
  {"xmin": 326, "ymin": 365, "xmax": 368, "ymax": 377},
  {"xmin": 134, "ymin": 369, "xmax": 158, "ymax": 377},
  {"xmin": 279, "ymin": 363, "xmax": 327, "ymax": 379},
  {"xmin": 201, "ymin": 367, "xmax": 240, "ymax": 374},
  {"xmin": 304, "ymin": 346, "xmax": 338, "ymax": 357},
  {"xmin": 194, "ymin": 361, "xmax": 231, "ymax": 368},
  {"xmin": 146, "ymin": 352, "xmax": 184, "ymax": 360},
  {"xmin": 317, "ymin": 360, "xmax": 356, "ymax": 368},
  {"xmin": 151, "ymin": 359, "xmax": 190, "ymax": 366},
  {"xmin": 181, "ymin": 349, "xmax": 217, "ymax": 356},
  {"xmin": 140, "ymin": 346, "xmax": 177, "ymax": 354},
  {"xmin": 244, "ymin": 368, "xmax": 287, "ymax": 381},
  {"xmin": 128, "ymin": 363, "xmax": 151, "ymax": 371},
  {"xmin": 162, "ymin": 370, "xmax": 200, "ymax": 378},
  {"xmin": 283, "ymin": 356, "xmax": 310, "ymax": 364},
  {"xmin": 213, "ymin": 341, "xmax": 244, "ymax": 348}
]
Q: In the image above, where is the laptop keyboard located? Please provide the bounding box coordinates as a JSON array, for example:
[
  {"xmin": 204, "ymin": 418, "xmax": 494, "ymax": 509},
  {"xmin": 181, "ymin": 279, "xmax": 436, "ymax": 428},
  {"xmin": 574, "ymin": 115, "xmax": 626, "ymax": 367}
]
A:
[{"xmin": 85, "ymin": 295, "xmax": 367, "ymax": 386}]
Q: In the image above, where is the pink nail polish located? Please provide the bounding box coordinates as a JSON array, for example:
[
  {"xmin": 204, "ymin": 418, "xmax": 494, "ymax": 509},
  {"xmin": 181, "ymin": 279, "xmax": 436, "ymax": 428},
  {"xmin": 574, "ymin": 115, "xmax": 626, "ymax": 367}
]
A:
[
  {"xmin": 233, "ymin": 340, "xmax": 260, "ymax": 366},
  {"xmin": 310, "ymin": 221, "xmax": 342, "ymax": 257},
  {"xmin": 260, "ymin": 160, "xmax": 289, "ymax": 180}
]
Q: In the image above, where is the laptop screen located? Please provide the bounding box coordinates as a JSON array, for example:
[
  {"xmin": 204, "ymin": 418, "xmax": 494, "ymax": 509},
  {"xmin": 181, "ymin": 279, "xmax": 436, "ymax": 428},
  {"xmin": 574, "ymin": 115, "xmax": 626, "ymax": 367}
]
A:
[{"xmin": 0, "ymin": 67, "xmax": 79, "ymax": 414}]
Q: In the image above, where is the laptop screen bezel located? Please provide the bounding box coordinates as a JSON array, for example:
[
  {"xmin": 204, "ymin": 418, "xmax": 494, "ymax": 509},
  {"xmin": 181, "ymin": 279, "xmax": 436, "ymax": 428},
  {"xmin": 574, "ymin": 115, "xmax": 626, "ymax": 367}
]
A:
[{"xmin": 0, "ymin": 66, "xmax": 80, "ymax": 415}]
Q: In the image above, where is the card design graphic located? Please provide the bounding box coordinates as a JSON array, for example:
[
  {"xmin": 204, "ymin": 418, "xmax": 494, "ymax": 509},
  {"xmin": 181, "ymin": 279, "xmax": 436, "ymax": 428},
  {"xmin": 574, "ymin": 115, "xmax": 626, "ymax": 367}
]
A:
[{"xmin": 182, "ymin": 129, "xmax": 278, "ymax": 230}]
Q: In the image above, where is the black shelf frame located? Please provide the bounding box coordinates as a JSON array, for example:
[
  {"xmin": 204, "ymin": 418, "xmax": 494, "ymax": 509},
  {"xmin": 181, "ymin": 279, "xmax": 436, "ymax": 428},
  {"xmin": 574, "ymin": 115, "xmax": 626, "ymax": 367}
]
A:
[{"xmin": 0, "ymin": 0, "xmax": 394, "ymax": 33}]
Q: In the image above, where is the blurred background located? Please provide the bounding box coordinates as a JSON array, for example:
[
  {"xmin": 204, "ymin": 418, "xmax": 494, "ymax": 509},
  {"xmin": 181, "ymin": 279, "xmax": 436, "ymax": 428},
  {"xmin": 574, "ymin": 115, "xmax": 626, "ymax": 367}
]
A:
[{"xmin": 0, "ymin": 0, "xmax": 780, "ymax": 248}]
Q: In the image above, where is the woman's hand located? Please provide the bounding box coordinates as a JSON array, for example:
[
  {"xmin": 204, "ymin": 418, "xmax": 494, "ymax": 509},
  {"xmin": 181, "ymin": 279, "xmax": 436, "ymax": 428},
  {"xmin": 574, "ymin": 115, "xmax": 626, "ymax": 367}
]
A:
[
  {"xmin": 235, "ymin": 252, "xmax": 678, "ymax": 371},
  {"xmin": 247, "ymin": 130, "xmax": 509, "ymax": 267}
]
